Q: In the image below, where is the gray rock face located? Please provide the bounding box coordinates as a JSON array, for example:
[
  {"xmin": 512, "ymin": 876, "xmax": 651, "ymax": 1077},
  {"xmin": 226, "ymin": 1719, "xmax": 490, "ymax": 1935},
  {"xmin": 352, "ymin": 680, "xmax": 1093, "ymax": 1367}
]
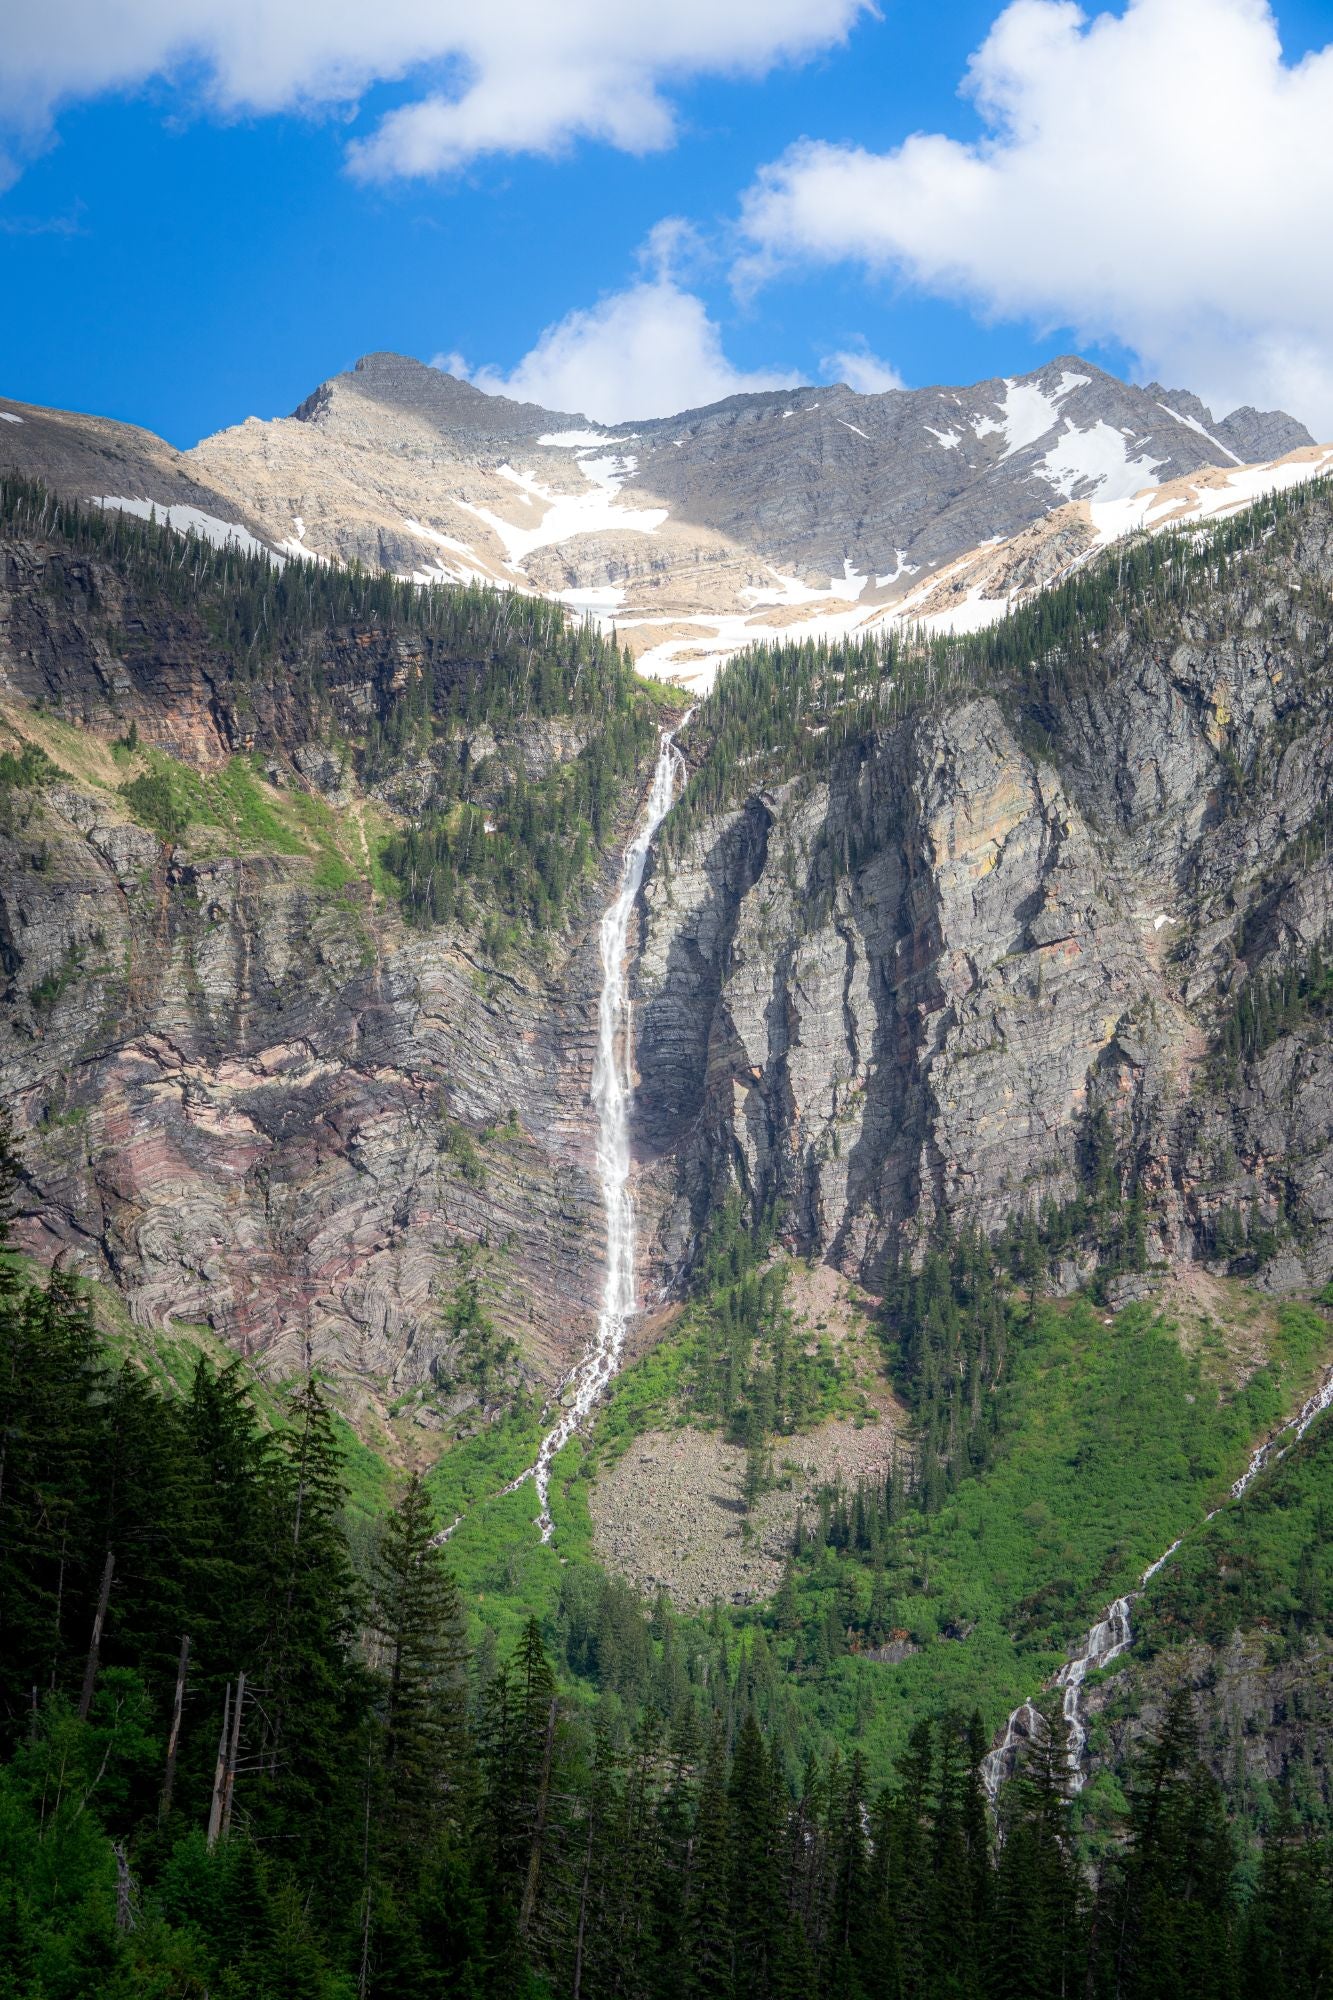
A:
[
  {"xmin": 633, "ymin": 487, "xmax": 1333, "ymax": 1299},
  {"xmin": 635, "ymin": 697, "xmax": 1183, "ymax": 1287},
  {"xmin": 1084, "ymin": 1631, "xmax": 1333, "ymax": 1813},
  {"xmin": 1146, "ymin": 379, "xmax": 1316, "ymax": 466},
  {"xmin": 0, "ymin": 789, "xmax": 615, "ymax": 1401},
  {"xmin": 622, "ymin": 356, "xmax": 1315, "ymax": 583},
  {"xmin": 293, "ymin": 350, "xmax": 587, "ymax": 444}
]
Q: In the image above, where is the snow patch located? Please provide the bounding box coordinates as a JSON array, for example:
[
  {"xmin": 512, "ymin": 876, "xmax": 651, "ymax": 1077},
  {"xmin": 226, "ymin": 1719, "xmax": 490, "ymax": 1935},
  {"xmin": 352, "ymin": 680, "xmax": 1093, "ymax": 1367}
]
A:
[
  {"xmin": 459, "ymin": 463, "xmax": 668, "ymax": 564},
  {"xmin": 998, "ymin": 379, "xmax": 1062, "ymax": 458},
  {"xmin": 93, "ymin": 496, "xmax": 276, "ymax": 562},
  {"xmin": 836, "ymin": 417, "xmax": 870, "ymax": 441},
  {"xmin": 558, "ymin": 583, "xmax": 628, "ymax": 614},
  {"xmin": 1088, "ymin": 448, "xmax": 1333, "ymax": 546},
  {"xmin": 1038, "ymin": 420, "xmax": 1165, "ymax": 502},
  {"xmin": 1154, "ymin": 399, "xmax": 1242, "ymax": 465},
  {"xmin": 537, "ymin": 429, "xmax": 627, "ymax": 448},
  {"xmin": 0, "ymin": 411, "xmax": 23, "ymax": 424},
  {"xmin": 573, "ymin": 451, "xmax": 638, "ymax": 492},
  {"xmin": 740, "ymin": 559, "xmax": 869, "ymax": 610},
  {"xmin": 925, "ymin": 425, "xmax": 962, "ymax": 450}
]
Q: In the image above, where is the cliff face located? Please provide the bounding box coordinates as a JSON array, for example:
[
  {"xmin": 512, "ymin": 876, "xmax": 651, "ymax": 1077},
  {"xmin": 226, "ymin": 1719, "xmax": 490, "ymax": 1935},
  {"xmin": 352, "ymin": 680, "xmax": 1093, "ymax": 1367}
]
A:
[
  {"xmin": 1, "ymin": 802, "xmax": 608, "ymax": 1393},
  {"xmin": 8, "ymin": 477, "xmax": 1333, "ymax": 1425},
  {"xmin": 634, "ymin": 493, "xmax": 1333, "ymax": 1299},
  {"xmin": 0, "ymin": 523, "xmax": 642, "ymax": 1421}
]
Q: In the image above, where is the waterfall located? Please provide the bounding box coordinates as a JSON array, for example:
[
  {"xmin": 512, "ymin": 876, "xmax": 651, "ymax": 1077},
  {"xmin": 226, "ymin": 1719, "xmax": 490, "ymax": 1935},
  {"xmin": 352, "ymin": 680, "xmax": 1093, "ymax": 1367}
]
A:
[
  {"xmin": 983, "ymin": 1360, "xmax": 1333, "ymax": 1802},
  {"xmin": 527, "ymin": 717, "xmax": 689, "ymax": 1540}
]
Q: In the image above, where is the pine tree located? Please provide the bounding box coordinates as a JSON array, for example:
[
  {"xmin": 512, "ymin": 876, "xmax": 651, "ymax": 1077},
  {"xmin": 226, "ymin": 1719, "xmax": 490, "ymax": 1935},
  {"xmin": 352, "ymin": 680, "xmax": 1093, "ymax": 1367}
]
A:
[
  {"xmin": 371, "ymin": 1473, "xmax": 468, "ymax": 1866},
  {"xmin": 685, "ymin": 1728, "xmax": 733, "ymax": 1998}
]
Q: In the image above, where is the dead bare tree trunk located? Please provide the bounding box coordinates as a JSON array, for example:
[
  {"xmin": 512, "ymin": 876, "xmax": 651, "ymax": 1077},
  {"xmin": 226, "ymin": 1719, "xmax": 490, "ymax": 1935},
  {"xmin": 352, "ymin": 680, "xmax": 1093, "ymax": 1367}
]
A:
[
  {"xmin": 572, "ymin": 1807, "xmax": 596, "ymax": 2000},
  {"xmin": 77, "ymin": 1549, "xmax": 114, "ymax": 1721},
  {"xmin": 112, "ymin": 1841, "xmax": 137, "ymax": 1932},
  {"xmin": 219, "ymin": 1670, "xmax": 245, "ymax": 1843},
  {"xmin": 159, "ymin": 1634, "xmax": 190, "ymax": 1820},
  {"xmin": 206, "ymin": 1682, "xmax": 231, "ymax": 1849},
  {"xmin": 518, "ymin": 1696, "xmax": 558, "ymax": 1939}
]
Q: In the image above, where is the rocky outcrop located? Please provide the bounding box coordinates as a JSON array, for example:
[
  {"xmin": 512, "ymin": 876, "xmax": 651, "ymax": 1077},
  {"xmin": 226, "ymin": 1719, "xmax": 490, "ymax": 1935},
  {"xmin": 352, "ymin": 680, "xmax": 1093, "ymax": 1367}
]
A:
[
  {"xmin": 0, "ymin": 522, "xmax": 654, "ymax": 1414},
  {"xmin": 632, "ymin": 488, "xmax": 1333, "ymax": 1297},
  {"xmin": 1083, "ymin": 1631, "xmax": 1333, "ymax": 1814},
  {"xmin": 635, "ymin": 696, "xmax": 1185, "ymax": 1289}
]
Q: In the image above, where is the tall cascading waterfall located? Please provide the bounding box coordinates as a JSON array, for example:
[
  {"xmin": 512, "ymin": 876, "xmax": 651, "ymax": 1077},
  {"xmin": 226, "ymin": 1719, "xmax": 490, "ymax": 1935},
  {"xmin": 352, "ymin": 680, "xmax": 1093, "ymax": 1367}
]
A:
[
  {"xmin": 527, "ymin": 718, "xmax": 689, "ymax": 1541},
  {"xmin": 982, "ymin": 1363, "xmax": 1333, "ymax": 1802}
]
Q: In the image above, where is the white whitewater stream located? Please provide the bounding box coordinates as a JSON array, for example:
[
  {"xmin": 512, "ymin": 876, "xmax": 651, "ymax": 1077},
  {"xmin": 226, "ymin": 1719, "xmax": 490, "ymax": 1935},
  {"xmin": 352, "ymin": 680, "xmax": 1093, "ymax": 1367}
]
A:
[
  {"xmin": 983, "ymin": 1362, "xmax": 1333, "ymax": 1801},
  {"xmin": 518, "ymin": 718, "xmax": 689, "ymax": 1540}
]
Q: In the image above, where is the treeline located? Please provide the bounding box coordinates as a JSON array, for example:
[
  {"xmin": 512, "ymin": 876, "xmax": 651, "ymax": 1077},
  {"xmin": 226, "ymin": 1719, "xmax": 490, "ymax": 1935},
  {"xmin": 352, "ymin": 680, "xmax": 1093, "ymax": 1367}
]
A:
[
  {"xmin": 879, "ymin": 1226, "xmax": 1008, "ymax": 1511},
  {"xmin": 2, "ymin": 470, "xmax": 670, "ymax": 939},
  {"xmin": 682, "ymin": 1201, "xmax": 845, "ymax": 1446},
  {"xmin": 381, "ymin": 696, "xmax": 656, "ymax": 936},
  {"xmin": 1, "ymin": 471, "xmax": 628, "ymax": 701},
  {"xmin": 666, "ymin": 473, "xmax": 1333, "ymax": 840}
]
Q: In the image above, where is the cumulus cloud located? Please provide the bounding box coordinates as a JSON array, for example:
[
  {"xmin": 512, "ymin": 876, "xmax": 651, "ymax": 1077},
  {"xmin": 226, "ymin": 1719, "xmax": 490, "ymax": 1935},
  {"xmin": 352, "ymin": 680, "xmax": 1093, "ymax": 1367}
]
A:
[
  {"xmin": 821, "ymin": 343, "xmax": 905, "ymax": 394},
  {"xmin": 738, "ymin": 0, "xmax": 1333, "ymax": 433},
  {"xmin": 0, "ymin": 0, "xmax": 866, "ymax": 180},
  {"xmin": 449, "ymin": 277, "xmax": 802, "ymax": 422}
]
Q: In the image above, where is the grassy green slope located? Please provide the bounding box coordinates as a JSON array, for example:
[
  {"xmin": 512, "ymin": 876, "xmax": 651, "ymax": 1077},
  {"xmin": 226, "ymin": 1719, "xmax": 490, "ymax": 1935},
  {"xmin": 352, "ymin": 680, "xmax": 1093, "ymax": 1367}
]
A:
[{"xmin": 421, "ymin": 1284, "xmax": 1332, "ymax": 1786}]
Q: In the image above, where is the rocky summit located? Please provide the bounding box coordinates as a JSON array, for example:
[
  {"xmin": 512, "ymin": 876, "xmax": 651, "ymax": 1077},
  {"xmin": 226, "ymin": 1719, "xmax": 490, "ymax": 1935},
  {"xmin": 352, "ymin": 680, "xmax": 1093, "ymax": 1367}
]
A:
[{"xmin": 1, "ymin": 353, "xmax": 1320, "ymax": 690}]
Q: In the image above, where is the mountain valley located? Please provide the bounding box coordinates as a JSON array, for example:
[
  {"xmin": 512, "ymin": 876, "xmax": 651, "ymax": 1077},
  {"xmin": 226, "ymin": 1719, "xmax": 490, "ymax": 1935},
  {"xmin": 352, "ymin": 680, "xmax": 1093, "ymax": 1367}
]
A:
[{"xmin": 3, "ymin": 357, "xmax": 1333, "ymax": 1995}]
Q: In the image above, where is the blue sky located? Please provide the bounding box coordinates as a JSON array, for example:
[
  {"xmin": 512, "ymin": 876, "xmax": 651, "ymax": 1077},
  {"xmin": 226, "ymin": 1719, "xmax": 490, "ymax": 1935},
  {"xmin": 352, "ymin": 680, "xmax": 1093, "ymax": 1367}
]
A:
[{"xmin": 1, "ymin": 0, "xmax": 1331, "ymax": 444}]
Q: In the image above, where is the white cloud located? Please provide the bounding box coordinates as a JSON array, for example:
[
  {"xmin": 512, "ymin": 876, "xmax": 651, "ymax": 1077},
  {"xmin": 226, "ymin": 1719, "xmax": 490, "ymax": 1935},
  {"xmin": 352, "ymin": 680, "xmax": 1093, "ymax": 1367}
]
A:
[
  {"xmin": 738, "ymin": 0, "xmax": 1333, "ymax": 434},
  {"xmin": 821, "ymin": 343, "xmax": 905, "ymax": 394},
  {"xmin": 0, "ymin": 0, "xmax": 866, "ymax": 180},
  {"xmin": 457, "ymin": 278, "xmax": 803, "ymax": 422}
]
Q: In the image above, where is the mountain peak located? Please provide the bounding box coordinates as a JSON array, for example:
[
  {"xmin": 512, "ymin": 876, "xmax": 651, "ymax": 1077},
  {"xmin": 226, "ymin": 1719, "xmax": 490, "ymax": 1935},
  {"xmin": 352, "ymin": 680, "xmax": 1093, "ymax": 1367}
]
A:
[{"xmin": 291, "ymin": 350, "xmax": 590, "ymax": 438}]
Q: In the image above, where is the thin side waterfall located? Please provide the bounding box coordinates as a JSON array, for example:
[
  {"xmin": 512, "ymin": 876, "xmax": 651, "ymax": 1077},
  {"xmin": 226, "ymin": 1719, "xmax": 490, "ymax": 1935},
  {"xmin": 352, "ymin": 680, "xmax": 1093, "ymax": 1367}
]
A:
[
  {"xmin": 526, "ymin": 717, "xmax": 689, "ymax": 1540},
  {"xmin": 982, "ymin": 1360, "xmax": 1333, "ymax": 1802}
]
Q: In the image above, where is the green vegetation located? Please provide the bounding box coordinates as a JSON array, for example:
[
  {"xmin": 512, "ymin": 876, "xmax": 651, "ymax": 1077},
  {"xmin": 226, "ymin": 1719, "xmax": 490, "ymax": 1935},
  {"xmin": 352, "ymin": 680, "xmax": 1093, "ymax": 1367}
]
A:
[
  {"xmin": 382, "ymin": 692, "xmax": 655, "ymax": 933},
  {"xmin": 27, "ymin": 938, "xmax": 88, "ymax": 1016},
  {"xmin": 438, "ymin": 1253, "xmax": 519, "ymax": 1404},
  {"xmin": 3, "ymin": 1117, "xmax": 1329, "ymax": 1995},
  {"xmin": 597, "ymin": 1205, "xmax": 864, "ymax": 1469},
  {"xmin": 1141, "ymin": 1404, "xmax": 1333, "ymax": 1649},
  {"xmin": 0, "ymin": 737, "xmax": 63, "ymax": 832},
  {"xmin": 0, "ymin": 471, "xmax": 627, "ymax": 696},
  {"xmin": 1214, "ymin": 935, "xmax": 1333, "ymax": 1079},
  {"xmin": 762, "ymin": 1298, "xmax": 1329, "ymax": 1773},
  {"xmin": 0, "ymin": 739, "xmax": 62, "ymax": 793},
  {"xmin": 119, "ymin": 767, "xmax": 192, "ymax": 840},
  {"xmin": 4, "ymin": 469, "xmax": 678, "ymax": 939},
  {"xmin": 425, "ymin": 1225, "xmax": 1330, "ymax": 1807}
]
